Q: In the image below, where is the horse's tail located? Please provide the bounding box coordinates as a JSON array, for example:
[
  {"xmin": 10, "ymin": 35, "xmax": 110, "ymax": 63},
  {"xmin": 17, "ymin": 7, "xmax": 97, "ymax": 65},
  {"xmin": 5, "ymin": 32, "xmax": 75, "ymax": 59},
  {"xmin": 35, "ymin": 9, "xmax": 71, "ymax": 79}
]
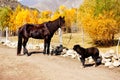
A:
[{"xmin": 17, "ymin": 28, "xmax": 23, "ymax": 55}]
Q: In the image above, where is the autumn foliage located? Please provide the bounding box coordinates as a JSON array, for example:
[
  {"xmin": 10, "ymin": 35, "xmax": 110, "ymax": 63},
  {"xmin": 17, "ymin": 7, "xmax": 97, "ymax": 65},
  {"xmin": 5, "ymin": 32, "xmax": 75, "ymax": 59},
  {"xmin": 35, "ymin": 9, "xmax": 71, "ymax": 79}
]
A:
[
  {"xmin": 9, "ymin": 5, "xmax": 40, "ymax": 31},
  {"xmin": 0, "ymin": 0, "xmax": 120, "ymax": 46},
  {"xmin": 83, "ymin": 11, "xmax": 118, "ymax": 46},
  {"xmin": 0, "ymin": 7, "xmax": 12, "ymax": 30},
  {"xmin": 78, "ymin": 0, "xmax": 120, "ymax": 46}
]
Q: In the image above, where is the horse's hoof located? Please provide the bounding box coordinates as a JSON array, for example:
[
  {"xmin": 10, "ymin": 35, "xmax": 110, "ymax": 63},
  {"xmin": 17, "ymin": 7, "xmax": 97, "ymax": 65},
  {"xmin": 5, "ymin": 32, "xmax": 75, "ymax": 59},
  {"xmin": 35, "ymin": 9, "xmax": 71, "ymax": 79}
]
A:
[
  {"xmin": 24, "ymin": 53, "xmax": 26, "ymax": 55},
  {"xmin": 43, "ymin": 52, "xmax": 46, "ymax": 55},
  {"xmin": 43, "ymin": 53, "xmax": 46, "ymax": 56},
  {"xmin": 23, "ymin": 51, "xmax": 28, "ymax": 55},
  {"xmin": 27, "ymin": 53, "xmax": 31, "ymax": 56},
  {"xmin": 47, "ymin": 54, "xmax": 49, "ymax": 56},
  {"xmin": 93, "ymin": 64, "xmax": 99, "ymax": 67},
  {"xmin": 17, "ymin": 54, "xmax": 23, "ymax": 56}
]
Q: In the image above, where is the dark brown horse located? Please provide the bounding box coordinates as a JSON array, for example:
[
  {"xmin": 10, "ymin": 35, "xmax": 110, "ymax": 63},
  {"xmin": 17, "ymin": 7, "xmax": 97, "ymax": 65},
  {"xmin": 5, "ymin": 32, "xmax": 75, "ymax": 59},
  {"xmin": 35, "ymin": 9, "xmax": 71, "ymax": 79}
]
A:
[{"xmin": 17, "ymin": 16, "xmax": 65, "ymax": 56}]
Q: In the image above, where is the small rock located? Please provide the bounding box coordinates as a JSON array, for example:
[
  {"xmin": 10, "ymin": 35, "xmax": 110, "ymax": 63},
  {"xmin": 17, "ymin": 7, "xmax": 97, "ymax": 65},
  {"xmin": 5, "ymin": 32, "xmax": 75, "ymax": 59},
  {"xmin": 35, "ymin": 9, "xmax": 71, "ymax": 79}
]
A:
[
  {"xmin": 101, "ymin": 58, "xmax": 106, "ymax": 64},
  {"xmin": 104, "ymin": 49, "xmax": 115, "ymax": 59},
  {"xmin": 112, "ymin": 54, "xmax": 119, "ymax": 60},
  {"xmin": 112, "ymin": 60, "xmax": 120, "ymax": 67},
  {"xmin": 104, "ymin": 53, "xmax": 113, "ymax": 59},
  {"xmin": 105, "ymin": 62, "xmax": 113, "ymax": 67},
  {"xmin": 62, "ymin": 49, "xmax": 77, "ymax": 59},
  {"xmin": 61, "ymin": 48, "xmax": 67, "ymax": 55},
  {"xmin": 104, "ymin": 58, "xmax": 112, "ymax": 62}
]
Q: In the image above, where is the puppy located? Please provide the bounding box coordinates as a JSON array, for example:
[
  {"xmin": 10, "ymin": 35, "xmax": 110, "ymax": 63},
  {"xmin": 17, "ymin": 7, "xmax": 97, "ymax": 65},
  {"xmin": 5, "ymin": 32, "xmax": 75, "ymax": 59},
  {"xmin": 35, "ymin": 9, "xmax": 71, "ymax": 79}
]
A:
[{"xmin": 73, "ymin": 44, "xmax": 101, "ymax": 68}]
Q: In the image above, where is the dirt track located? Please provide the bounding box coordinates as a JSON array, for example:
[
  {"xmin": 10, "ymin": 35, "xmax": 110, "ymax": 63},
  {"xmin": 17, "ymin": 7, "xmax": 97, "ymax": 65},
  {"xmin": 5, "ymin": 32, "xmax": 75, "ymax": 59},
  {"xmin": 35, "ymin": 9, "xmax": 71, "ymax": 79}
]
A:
[{"xmin": 0, "ymin": 45, "xmax": 120, "ymax": 80}]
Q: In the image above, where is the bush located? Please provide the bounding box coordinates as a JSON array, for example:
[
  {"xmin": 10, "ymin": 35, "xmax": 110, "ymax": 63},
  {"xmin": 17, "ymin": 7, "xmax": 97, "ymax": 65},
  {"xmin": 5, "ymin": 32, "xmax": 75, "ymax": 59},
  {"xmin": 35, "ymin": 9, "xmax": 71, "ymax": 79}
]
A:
[{"xmin": 83, "ymin": 11, "xmax": 118, "ymax": 46}]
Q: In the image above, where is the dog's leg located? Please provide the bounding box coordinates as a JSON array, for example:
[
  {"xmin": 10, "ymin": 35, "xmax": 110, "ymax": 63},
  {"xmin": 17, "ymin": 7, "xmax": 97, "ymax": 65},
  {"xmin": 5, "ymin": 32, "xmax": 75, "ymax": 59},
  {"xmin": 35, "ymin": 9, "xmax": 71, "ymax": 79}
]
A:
[
  {"xmin": 76, "ymin": 54, "xmax": 81, "ymax": 61},
  {"xmin": 80, "ymin": 57, "xmax": 85, "ymax": 68}
]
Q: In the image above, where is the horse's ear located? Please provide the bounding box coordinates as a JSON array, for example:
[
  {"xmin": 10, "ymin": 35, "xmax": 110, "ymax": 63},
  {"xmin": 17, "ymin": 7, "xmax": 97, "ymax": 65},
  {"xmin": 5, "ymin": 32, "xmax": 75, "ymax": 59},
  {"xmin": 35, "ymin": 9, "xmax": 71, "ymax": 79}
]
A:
[
  {"xmin": 59, "ymin": 16, "xmax": 61, "ymax": 18},
  {"xmin": 62, "ymin": 16, "xmax": 65, "ymax": 19},
  {"xmin": 59, "ymin": 16, "xmax": 65, "ymax": 19},
  {"xmin": 61, "ymin": 16, "xmax": 65, "ymax": 19}
]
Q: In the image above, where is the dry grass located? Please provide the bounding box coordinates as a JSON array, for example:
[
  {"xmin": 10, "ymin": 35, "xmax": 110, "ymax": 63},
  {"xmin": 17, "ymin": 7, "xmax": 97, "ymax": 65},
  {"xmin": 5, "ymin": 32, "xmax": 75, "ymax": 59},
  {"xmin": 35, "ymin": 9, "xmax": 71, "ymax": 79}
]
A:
[{"xmin": 8, "ymin": 32, "xmax": 120, "ymax": 53}]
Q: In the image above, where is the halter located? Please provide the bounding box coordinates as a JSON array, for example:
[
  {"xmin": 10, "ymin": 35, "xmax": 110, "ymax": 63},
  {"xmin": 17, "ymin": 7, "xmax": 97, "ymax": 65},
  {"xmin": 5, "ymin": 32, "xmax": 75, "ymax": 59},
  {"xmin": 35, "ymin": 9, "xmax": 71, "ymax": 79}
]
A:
[{"xmin": 58, "ymin": 18, "xmax": 62, "ymax": 28}]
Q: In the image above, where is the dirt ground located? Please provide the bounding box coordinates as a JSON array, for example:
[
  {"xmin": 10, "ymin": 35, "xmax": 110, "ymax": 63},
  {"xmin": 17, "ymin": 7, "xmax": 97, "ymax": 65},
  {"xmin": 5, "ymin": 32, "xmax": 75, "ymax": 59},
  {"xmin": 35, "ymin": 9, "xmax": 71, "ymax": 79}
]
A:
[{"xmin": 0, "ymin": 44, "xmax": 120, "ymax": 80}]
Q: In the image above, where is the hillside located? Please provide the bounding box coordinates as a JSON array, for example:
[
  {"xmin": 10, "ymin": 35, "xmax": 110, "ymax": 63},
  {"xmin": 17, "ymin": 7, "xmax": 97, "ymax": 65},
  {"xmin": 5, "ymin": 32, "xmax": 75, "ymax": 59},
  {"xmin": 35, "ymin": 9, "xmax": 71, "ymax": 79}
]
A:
[
  {"xmin": 0, "ymin": 0, "xmax": 28, "ymax": 10},
  {"xmin": 19, "ymin": 0, "xmax": 83, "ymax": 11}
]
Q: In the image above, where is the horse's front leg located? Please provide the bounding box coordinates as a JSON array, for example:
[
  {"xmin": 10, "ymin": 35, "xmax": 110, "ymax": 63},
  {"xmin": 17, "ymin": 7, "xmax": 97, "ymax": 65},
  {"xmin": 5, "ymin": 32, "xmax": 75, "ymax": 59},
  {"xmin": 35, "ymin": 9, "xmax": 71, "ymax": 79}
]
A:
[
  {"xmin": 23, "ymin": 38, "xmax": 29, "ymax": 56},
  {"xmin": 47, "ymin": 39, "xmax": 51, "ymax": 55}
]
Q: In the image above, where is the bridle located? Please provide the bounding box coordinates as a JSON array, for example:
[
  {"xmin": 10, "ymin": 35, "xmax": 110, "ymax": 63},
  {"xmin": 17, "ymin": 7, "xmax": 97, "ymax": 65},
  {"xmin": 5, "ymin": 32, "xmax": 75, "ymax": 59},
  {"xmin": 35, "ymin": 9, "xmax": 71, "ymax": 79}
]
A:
[
  {"xmin": 58, "ymin": 18, "xmax": 65, "ymax": 28},
  {"xmin": 58, "ymin": 19, "xmax": 61, "ymax": 28}
]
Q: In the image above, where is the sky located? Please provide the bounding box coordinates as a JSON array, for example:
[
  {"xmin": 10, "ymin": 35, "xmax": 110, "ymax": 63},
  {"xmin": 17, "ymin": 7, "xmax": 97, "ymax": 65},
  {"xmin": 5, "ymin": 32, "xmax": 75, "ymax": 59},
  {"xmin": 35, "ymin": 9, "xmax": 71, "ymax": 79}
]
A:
[{"xmin": 18, "ymin": 0, "xmax": 83, "ymax": 11}]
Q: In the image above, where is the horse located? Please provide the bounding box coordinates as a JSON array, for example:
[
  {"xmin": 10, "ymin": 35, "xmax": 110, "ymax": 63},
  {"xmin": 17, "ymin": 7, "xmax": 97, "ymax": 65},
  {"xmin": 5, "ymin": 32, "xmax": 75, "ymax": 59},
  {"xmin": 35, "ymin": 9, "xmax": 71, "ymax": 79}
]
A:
[
  {"xmin": 17, "ymin": 16, "xmax": 65, "ymax": 56},
  {"xmin": 73, "ymin": 44, "xmax": 102, "ymax": 68}
]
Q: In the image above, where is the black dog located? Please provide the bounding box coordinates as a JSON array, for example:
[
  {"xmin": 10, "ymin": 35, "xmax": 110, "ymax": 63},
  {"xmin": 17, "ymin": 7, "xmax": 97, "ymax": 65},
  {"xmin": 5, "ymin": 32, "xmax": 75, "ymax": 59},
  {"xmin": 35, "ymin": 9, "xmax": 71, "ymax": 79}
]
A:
[{"xmin": 73, "ymin": 44, "xmax": 101, "ymax": 68}]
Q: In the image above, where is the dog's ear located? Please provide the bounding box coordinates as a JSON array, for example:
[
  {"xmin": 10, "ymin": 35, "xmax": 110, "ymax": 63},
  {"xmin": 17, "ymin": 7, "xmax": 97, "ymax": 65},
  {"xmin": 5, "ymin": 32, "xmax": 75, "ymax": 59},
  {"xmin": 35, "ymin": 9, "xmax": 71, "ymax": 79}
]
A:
[
  {"xmin": 73, "ymin": 45, "xmax": 78, "ymax": 50},
  {"xmin": 76, "ymin": 45, "xmax": 81, "ymax": 48}
]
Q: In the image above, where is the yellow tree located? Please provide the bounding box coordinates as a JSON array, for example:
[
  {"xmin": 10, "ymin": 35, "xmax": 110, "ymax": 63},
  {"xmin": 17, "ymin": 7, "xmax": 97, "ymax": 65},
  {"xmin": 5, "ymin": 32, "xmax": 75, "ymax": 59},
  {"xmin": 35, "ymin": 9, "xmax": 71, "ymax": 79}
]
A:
[
  {"xmin": 38, "ymin": 10, "xmax": 52, "ymax": 24},
  {"xmin": 59, "ymin": 5, "xmax": 66, "ymax": 17},
  {"xmin": 0, "ymin": 7, "xmax": 12, "ymax": 30},
  {"xmin": 31, "ymin": 10, "xmax": 39, "ymax": 23},
  {"xmin": 9, "ymin": 5, "xmax": 22, "ymax": 31},
  {"xmin": 77, "ymin": 0, "xmax": 95, "ymax": 27},
  {"xmin": 51, "ymin": 5, "xmax": 66, "ymax": 21},
  {"xmin": 9, "ymin": 5, "xmax": 40, "ymax": 31},
  {"xmin": 51, "ymin": 11, "xmax": 61, "ymax": 21},
  {"xmin": 78, "ymin": 0, "xmax": 119, "ymax": 46},
  {"xmin": 64, "ymin": 8, "xmax": 77, "ymax": 32},
  {"xmin": 92, "ymin": 11, "xmax": 117, "ymax": 46}
]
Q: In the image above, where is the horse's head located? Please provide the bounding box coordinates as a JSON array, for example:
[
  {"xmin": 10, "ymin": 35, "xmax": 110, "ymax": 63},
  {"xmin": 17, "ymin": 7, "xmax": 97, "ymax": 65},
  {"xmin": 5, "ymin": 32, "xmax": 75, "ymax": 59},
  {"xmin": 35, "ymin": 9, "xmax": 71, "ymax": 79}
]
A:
[{"xmin": 59, "ymin": 16, "xmax": 65, "ymax": 28}]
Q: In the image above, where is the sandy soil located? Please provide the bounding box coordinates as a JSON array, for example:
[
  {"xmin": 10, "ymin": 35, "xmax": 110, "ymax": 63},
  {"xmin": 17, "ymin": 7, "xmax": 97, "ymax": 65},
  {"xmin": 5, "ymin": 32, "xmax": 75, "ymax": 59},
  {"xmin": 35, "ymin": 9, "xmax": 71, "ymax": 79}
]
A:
[{"xmin": 0, "ymin": 44, "xmax": 120, "ymax": 80}]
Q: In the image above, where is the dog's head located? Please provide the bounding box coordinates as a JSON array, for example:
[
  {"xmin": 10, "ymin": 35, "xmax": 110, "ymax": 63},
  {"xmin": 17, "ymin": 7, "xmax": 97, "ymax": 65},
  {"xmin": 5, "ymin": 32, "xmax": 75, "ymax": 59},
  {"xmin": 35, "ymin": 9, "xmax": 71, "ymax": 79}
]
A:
[
  {"xmin": 73, "ymin": 45, "xmax": 82, "ymax": 54},
  {"xmin": 73, "ymin": 45, "xmax": 81, "ymax": 51}
]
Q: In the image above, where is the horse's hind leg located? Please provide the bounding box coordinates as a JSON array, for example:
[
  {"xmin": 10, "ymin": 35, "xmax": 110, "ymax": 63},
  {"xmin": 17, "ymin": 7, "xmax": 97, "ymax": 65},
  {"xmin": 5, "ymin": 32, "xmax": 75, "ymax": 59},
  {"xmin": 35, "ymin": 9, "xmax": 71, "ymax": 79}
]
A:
[
  {"xmin": 44, "ymin": 38, "xmax": 50, "ymax": 55},
  {"xmin": 44, "ymin": 40, "xmax": 47, "ymax": 55},
  {"xmin": 23, "ymin": 38, "xmax": 29, "ymax": 56},
  {"xmin": 47, "ymin": 39, "xmax": 51, "ymax": 55},
  {"xmin": 92, "ymin": 56, "xmax": 99, "ymax": 67},
  {"xmin": 17, "ymin": 32, "xmax": 23, "ymax": 56}
]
